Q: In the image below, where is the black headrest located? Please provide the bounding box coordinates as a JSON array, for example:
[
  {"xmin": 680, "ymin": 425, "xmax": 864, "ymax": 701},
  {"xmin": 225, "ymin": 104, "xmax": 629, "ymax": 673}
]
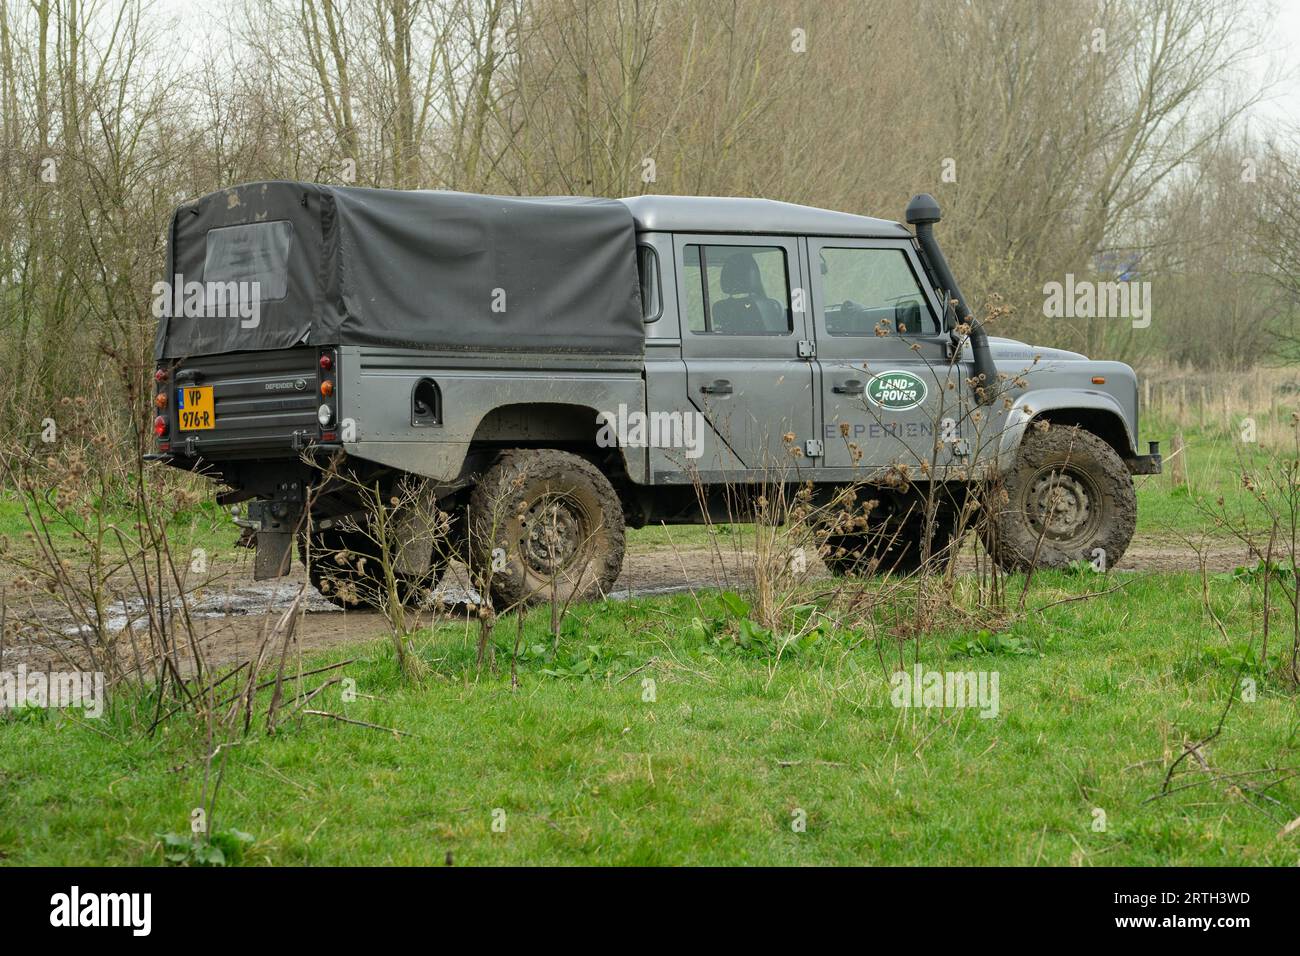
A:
[{"xmin": 720, "ymin": 254, "xmax": 764, "ymax": 296}]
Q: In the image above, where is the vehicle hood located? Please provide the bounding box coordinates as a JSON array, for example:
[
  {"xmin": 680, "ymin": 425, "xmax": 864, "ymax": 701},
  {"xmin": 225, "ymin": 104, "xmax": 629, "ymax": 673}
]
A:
[{"xmin": 986, "ymin": 336, "xmax": 1087, "ymax": 363}]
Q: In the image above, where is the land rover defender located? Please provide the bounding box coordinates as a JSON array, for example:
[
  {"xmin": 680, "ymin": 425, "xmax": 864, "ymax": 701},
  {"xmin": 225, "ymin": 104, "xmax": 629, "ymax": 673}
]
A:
[{"xmin": 148, "ymin": 182, "xmax": 1160, "ymax": 608}]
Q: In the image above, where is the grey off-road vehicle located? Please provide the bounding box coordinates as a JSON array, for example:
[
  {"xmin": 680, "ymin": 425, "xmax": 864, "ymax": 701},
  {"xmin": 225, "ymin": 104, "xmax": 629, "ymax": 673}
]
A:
[{"xmin": 149, "ymin": 182, "xmax": 1161, "ymax": 608}]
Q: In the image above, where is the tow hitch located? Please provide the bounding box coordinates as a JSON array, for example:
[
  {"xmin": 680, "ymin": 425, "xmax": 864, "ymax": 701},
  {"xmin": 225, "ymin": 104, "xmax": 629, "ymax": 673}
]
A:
[{"xmin": 235, "ymin": 481, "xmax": 305, "ymax": 580}]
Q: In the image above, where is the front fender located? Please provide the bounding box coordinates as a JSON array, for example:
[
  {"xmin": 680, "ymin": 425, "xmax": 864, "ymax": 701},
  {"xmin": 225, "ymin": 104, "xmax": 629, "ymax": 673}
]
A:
[{"xmin": 992, "ymin": 388, "xmax": 1137, "ymax": 470}]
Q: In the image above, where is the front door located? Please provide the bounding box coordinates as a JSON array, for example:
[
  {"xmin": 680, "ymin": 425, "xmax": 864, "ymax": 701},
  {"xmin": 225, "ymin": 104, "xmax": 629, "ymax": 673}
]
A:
[
  {"xmin": 807, "ymin": 238, "xmax": 965, "ymax": 475},
  {"xmin": 674, "ymin": 234, "xmax": 815, "ymax": 476}
]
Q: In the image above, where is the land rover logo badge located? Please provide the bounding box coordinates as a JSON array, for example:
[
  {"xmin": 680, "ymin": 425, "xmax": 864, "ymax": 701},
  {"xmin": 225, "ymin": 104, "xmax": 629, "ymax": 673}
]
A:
[
  {"xmin": 866, "ymin": 370, "xmax": 927, "ymax": 411},
  {"xmin": 294, "ymin": 378, "xmax": 307, "ymax": 391}
]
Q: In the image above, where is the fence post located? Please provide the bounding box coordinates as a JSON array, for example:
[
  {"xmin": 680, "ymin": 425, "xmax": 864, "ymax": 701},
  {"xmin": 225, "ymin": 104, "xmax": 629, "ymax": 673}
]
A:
[{"xmin": 1169, "ymin": 430, "xmax": 1187, "ymax": 489}]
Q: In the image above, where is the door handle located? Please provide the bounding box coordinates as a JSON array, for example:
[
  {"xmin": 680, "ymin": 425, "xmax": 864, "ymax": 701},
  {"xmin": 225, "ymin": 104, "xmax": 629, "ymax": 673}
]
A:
[
  {"xmin": 833, "ymin": 379, "xmax": 865, "ymax": 395},
  {"xmin": 700, "ymin": 379, "xmax": 733, "ymax": 396}
]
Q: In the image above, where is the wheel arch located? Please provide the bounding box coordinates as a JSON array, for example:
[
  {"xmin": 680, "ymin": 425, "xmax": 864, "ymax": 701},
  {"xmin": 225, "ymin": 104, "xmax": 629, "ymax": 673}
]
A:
[
  {"xmin": 463, "ymin": 403, "xmax": 649, "ymax": 529},
  {"xmin": 1034, "ymin": 408, "xmax": 1133, "ymax": 460},
  {"xmin": 995, "ymin": 389, "xmax": 1136, "ymax": 467},
  {"xmin": 468, "ymin": 401, "xmax": 643, "ymax": 484},
  {"xmin": 471, "ymin": 401, "xmax": 604, "ymax": 444},
  {"xmin": 343, "ymin": 400, "xmax": 646, "ymax": 488}
]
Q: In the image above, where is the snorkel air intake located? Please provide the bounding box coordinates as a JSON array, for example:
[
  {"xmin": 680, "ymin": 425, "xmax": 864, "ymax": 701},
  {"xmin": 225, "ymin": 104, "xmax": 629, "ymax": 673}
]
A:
[{"xmin": 906, "ymin": 193, "xmax": 997, "ymax": 403}]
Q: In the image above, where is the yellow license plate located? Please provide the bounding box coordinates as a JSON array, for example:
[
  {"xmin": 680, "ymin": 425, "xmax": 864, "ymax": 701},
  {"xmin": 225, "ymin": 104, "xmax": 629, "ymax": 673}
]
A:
[{"xmin": 177, "ymin": 385, "xmax": 215, "ymax": 430}]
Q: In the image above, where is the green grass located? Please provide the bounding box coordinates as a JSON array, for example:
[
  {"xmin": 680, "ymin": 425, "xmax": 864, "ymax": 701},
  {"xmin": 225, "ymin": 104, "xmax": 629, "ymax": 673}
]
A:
[
  {"xmin": 1134, "ymin": 421, "xmax": 1273, "ymax": 537},
  {"xmin": 3, "ymin": 570, "xmax": 1296, "ymax": 866},
  {"xmin": 627, "ymin": 522, "xmax": 732, "ymax": 550},
  {"xmin": 1, "ymin": 424, "xmax": 1292, "ymax": 866},
  {"xmin": 0, "ymin": 493, "xmax": 243, "ymax": 568}
]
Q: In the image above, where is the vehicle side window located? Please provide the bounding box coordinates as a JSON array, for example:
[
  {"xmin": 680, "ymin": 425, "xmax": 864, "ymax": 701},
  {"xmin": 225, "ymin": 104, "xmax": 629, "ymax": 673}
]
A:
[
  {"xmin": 818, "ymin": 247, "xmax": 936, "ymax": 336},
  {"xmin": 637, "ymin": 245, "xmax": 662, "ymax": 322},
  {"xmin": 682, "ymin": 244, "xmax": 792, "ymax": 335}
]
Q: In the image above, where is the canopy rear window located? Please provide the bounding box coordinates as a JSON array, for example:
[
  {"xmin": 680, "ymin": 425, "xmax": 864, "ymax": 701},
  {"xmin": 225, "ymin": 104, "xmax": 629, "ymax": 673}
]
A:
[{"xmin": 202, "ymin": 220, "xmax": 293, "ymax": 302}]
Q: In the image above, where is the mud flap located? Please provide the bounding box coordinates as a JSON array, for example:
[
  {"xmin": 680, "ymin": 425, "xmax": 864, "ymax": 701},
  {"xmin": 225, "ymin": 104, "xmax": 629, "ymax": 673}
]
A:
[
  {"xmin": 254, "ymin": 531, "xmax": 295, "ymax": 581},
  {"xmin": 388, "ymin": 478, "xmax": 442, "ymax": 577},
  {"xmin": 246, "ymin": 486, "xmax": 305, "ymax": 581}
]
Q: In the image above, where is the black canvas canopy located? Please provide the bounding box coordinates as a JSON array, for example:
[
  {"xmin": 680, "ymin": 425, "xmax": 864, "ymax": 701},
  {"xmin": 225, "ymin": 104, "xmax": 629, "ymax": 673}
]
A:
[{"xmin": 155, "ymin": 181, "xmax": 644, "ymax": 360}]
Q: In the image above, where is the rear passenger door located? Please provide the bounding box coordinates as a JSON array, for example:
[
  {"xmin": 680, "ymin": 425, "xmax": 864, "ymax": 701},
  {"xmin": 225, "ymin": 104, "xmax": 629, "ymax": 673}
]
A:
[
  {"xmin": 674, "ymin": 235, "xmax": 815, "ymax": 474},
  {"xmin": 808, "ymin": 238, "xmax": 964, "ymax": 472}
]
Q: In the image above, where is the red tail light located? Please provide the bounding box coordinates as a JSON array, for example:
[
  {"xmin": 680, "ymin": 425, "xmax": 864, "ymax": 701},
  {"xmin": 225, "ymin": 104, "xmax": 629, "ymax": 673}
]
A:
[
  {"xmin": 153, "ymin": 415, "xmax": 167, "ymax": 437},
  {"xmin": 319, "ymin": 354, "xmax": 333, "ymax": 371}
]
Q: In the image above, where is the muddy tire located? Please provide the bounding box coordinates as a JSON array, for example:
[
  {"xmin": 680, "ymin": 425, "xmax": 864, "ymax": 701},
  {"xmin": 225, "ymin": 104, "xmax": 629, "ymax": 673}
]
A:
[
  {"xmin": 986, "ymin": 427, "xmax": 1135, "ymax": 572},
  {"xmin": 300, "ymin": 524, "xmax": 447, "ymax": 610},
  {"xmin": 469, "ymin": 449, "xmax": 625, "ymax": 610},
  {"xmin": 822, "ymin": 512, "xmax": 961, "ymax": 577}
]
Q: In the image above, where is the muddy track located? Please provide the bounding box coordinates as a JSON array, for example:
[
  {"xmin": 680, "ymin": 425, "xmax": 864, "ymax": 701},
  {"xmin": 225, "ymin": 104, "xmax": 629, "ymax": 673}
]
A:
[{"xmin": 0, "ymin": 534, "xmax": 1257, "ymax": 674}]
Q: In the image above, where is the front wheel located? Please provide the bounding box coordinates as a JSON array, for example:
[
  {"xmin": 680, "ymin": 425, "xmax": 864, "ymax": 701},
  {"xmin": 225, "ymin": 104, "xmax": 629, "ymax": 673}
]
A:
[
  {"xmin": 468, "ymin": 449, "xmax": 626, "ymax": 610},
  {"xmin": 986, "ymin": 427, "xmax": 1136, "ymax": 572}
]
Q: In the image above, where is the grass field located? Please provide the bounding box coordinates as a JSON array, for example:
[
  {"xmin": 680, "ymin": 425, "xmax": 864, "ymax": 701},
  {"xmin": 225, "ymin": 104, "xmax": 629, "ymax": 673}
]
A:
[
  {"xmin": 2, "ymin": 423, "xmax": 1296, "ymax": 866},
  {"xmin": 2, "ymin": 568, "xmax": 1296, "ymax": 866},
  {"xmin": 0, "ymin": 494, "xmax": 245, "ymax": 570},
  {"xmin": 1132, "ymin": 421, "xmax": 1273, "ymax": 538}
]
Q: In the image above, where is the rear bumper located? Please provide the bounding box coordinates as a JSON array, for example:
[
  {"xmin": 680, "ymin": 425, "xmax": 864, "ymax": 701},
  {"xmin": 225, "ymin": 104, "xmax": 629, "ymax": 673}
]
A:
[
  {"xmin": 1126, "ymin": 455, "xmax": 1161, "ymax": 475},
  {"xmin": 157, "ymin": 347, "xmax": 328, "ymax": 457}
]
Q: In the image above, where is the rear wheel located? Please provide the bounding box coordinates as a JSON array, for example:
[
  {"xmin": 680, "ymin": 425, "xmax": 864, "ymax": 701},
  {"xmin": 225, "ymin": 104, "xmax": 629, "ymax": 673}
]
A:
[
  {"xmin": 986, "ymin": 427, "xmax": 1135, "ymax": 572},
  {"xmin": 468, "ymin": 449, "xmax": 625, "ymax": 610}
]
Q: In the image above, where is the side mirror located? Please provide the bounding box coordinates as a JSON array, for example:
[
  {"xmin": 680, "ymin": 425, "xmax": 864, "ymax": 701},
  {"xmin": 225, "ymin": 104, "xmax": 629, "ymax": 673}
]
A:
[
  {"xmin": 943, "ymin": 299, "xmax": 959, "ymax": 332},
  {"xmin": 894, "ymin": 299, "xmax": 922, "ymax": 334}
]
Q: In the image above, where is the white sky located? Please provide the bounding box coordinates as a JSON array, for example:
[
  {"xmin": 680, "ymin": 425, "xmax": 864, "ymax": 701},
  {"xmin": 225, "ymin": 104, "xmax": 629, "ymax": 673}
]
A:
[
  {"xmin": 1245, "ymin": 0, "xmax": 1300, "ymax": 131},
  {"xmin": 151, "ymin": 0, "xmax": 1300, "ymax": 134}
]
